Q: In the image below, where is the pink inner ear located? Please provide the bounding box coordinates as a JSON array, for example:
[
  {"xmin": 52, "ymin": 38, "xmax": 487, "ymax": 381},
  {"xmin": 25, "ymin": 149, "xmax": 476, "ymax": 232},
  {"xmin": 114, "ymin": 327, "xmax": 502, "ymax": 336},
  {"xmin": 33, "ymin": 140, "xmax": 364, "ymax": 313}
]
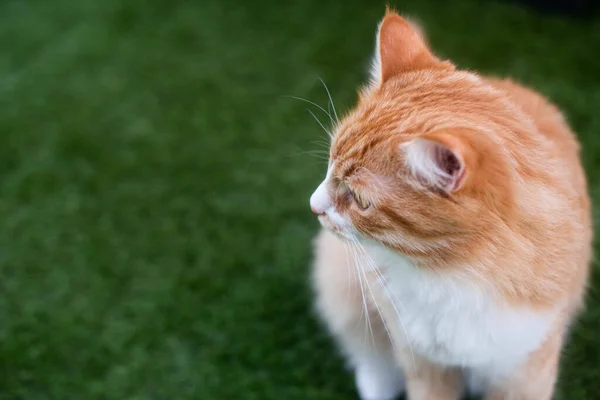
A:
[
  {"xmin": 433, "ymin": 145, "xmax": 465, "ymax": 192},
  {"xmin": 438, "ymin": 145, "xmax": 466, "ymax": 192},
  {"xmin": 404, "ymin": 138, "xmax": 466, "ymax": 193},
  {"xmin": 435, "ymin": 146, "xmax": 461, "ymax": 175}
]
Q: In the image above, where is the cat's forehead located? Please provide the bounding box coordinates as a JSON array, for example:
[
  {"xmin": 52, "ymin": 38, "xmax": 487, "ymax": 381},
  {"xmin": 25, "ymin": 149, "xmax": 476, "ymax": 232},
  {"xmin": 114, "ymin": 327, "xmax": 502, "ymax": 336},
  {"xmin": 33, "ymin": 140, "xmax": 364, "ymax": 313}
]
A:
[
  {"xmin": 331, "ymin": 72, "xmax": 482, "ymax": 159},
  {"xmin": 328, "ymin": 159, "xmax": 386, "ymax": 188},
  {"xmin": 329, "ymin": 136, "xmax": 398, "ymax": 181},
  {"xmin": 331, "ymin": 107, "xmax": 399, "ymax": 158}
]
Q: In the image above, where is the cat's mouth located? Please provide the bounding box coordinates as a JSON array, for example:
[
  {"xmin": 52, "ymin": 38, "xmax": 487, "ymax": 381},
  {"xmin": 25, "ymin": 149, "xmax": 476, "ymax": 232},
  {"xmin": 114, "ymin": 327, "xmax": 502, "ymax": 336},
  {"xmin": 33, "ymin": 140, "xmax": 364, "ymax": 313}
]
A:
[
  {"xmin": 317, "ymin": 214, "xmax": 337, "ymax": 231},
  {"xmin": 311, "ymin": 177, "xmax": 354, "ymax": 239},
  {"xmin": 318, "ymin": 214, "xmax": 352, "ymax": 240}
]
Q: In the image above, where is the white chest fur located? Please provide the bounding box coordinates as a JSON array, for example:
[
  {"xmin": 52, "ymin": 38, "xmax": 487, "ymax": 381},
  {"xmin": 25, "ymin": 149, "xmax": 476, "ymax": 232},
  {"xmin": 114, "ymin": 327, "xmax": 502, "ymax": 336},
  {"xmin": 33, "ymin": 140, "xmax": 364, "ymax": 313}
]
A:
[{"xmin": 365, "ymin": 243, "xmax": 559, "ymax": 380}]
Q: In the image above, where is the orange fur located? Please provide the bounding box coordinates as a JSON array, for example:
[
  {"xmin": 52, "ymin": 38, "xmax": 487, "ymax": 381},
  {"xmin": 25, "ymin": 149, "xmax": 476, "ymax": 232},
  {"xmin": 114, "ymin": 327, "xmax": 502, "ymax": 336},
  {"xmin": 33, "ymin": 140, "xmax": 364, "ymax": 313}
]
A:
[
  {"xmin": 311, "ymin": 10, "xmax": 591, "ymax": 400},
  {"xmin": 328, "ymin": 13, "xmax": 591, "ymax": 307}
]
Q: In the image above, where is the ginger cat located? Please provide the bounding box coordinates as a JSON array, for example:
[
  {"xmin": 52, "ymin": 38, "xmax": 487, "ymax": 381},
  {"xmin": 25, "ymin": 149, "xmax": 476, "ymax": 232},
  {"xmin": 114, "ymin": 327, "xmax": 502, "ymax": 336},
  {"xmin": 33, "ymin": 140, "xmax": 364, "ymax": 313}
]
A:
[{"xmin": 310, "ymin": 10, "xmax": 592, "ymax": 400}]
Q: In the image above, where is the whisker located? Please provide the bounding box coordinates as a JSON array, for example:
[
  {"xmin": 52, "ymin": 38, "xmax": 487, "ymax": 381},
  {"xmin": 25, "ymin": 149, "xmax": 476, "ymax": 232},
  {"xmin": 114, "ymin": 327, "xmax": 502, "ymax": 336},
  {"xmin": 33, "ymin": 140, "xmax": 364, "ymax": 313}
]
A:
[
  {"xmin": 309, "ymin": 140, "xmax": 331, "ymax": 150},
  {"xmin": 349, "ymin": 236, "xmax": 399, "ymax": 359},
  {"xmin": 304, "ymin": 155, "xmax": 330, "ymax": 162},
  {"xmin": 284, "ymin": 150, "xmax": 330, "ymax": 162},
  {"xmin": 342, "ymin": 241, "xmax": 366, "ymax": 332},
  {"xmin": 352, "ymin": 238, "xmax": 418, "ymax": 373},
  {"xmin": 282, "ymin": 95, "xmax": 334, "ymax": 123},
  {"xmin": 356, "ymin": 241, "xmax": 410, "ymax": 315},
  {"xmin": 296, "ymin": 150, "xmax": 330, "ymax": 158},
  {"xmin": 305, "ymin": 155, "xmax": 330, "ymax": 162},
  {"xmin": 306, "ymin": 109, "xmax": 333, "ymax": 140},
  {"xmin": 318, "ymin": 77, "xmax": 339, "ymax": 123},
  {"xmin": 347, "ymin": 238, "xmax": 375, "ymax": 349},
  {"xmin": 341, "ymin": 240, "xmax": 358, "ymax": 325},
  {"xmin": 306, "ymin": 160, "xmax": 329, "ymax": 167}
]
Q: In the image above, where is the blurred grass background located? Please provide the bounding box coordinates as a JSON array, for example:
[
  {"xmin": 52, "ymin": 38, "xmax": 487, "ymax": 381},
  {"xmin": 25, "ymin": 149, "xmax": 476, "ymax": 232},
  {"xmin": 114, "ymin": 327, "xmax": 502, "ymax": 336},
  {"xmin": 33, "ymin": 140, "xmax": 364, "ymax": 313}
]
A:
[{"xmin": 0, "ymin": 0, "xmax": 599, "ymax": 399}]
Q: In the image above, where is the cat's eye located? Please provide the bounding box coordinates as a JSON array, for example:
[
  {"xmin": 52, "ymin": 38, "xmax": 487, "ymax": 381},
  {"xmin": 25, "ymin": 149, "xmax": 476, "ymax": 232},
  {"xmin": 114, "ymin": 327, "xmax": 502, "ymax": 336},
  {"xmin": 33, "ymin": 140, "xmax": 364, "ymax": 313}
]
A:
[
  {"xmin": 336, "ymin": 180, "xmax": 371, "ymax": 210},
  {"xmin": 349, "ymin": 189, "xmax": 371, "ymax": 210}
]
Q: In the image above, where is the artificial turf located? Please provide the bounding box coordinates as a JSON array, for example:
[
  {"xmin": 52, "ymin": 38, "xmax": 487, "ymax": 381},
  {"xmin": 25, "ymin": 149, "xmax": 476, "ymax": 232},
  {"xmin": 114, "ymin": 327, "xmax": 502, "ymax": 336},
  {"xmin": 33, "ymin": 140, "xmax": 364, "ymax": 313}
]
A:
[{"xmin": 0, "ymin": 0, "xmax": 599, "ymax": 399}]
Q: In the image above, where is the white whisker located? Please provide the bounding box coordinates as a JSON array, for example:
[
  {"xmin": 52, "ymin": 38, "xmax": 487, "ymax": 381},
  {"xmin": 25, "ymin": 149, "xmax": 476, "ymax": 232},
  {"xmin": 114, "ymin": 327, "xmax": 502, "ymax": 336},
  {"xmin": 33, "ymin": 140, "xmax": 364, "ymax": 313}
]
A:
[
  {"xmin": 296, "ymin": 150, "xmax": 330, "ymax": 160},
  {"xmin": 287, "ymin": 150, "xmax": 329, "ymax": 163},
  {"xmin": 348, "ymin": 236, "xmax": 398, "ymax": 359},
  {"xmin": 282, "ymin": 95, "xmax": 334, "ymax": 124},
  {"xmin": 309, "ymin": 140, "xmax": 331, "ymax": 150},
  {"xmin": 352, "ymin": 237, "xmax": 418, "ymax": 373},
  {"xmin": 318, "ymin": 77, "xmax": 339, "ymax": 123},
  {"xmin": 306, "ymin": 156, "xmax": 330, "ymax": 162},
  {"xmin": 341, "ymin": 240, "xmax": 355, "ymax": 321},
  {"xmin": 306, "ymin": 160, "xmax": 329, "ymax": 167},
  {"xmin": 306, "ymin": 109, "xmax": 333, "ymax": 140},
  {"xmin": 347, "ymin": 238, "xmax": 375, "ymax": 349},
  {"xmin": 342, "ymin": 241, "xmax": 366, "ymax": 332}
]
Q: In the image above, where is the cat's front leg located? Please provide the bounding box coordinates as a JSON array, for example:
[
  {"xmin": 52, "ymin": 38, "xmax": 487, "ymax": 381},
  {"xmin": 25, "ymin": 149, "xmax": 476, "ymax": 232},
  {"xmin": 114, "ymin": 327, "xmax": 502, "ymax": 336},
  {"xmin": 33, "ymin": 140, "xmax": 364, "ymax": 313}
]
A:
[
  {"xmin": 399, "ymin": 355, "xmax": 464, "ymax": 400},
  {"xmin": 354, "ymin": 353, "xmax": 405, "ymax": 400}
]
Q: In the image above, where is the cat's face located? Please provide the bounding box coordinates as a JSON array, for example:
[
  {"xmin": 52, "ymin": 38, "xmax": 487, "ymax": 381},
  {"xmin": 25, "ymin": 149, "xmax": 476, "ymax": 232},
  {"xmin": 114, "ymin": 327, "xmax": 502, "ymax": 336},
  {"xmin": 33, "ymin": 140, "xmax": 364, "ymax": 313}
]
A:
[
  {"xmin": 310, "ymin": 11, "xmax": 514, "ymax": 257},
  {"xmin": 309, "ymin": 94, "xmax": 471, "ymax": 256}
]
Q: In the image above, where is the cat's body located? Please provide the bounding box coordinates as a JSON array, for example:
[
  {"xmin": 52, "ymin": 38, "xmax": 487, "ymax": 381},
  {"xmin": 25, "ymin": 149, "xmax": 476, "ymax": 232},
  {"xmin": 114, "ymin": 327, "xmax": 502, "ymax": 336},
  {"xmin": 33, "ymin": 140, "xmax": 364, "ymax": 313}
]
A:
[
  {"xmin": 310, "ymin": 11, "xmax": 591, "ymax": 400},
  {"xmin": 314, "ymin": 227, "xmax": 578, "ymax": 399}
]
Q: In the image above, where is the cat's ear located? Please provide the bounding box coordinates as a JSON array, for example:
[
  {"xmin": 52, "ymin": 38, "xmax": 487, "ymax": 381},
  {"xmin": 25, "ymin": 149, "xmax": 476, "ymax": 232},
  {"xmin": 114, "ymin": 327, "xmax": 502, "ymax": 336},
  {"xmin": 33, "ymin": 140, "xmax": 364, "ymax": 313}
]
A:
[
  {"xmin": 402, "ymin": 131, "xmax": 470, "ymax": 193},
  {"xmin": 369, "ymin": 9, "xmax": 450, "ymax": 85}
]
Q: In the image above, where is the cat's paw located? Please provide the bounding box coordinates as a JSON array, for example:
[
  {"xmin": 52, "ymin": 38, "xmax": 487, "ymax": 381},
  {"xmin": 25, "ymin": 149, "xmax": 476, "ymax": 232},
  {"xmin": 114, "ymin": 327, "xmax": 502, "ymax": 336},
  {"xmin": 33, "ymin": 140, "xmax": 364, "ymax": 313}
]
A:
[{"xmin": 355, "ymin": 362, "xmax": 404, "ymax": 400}]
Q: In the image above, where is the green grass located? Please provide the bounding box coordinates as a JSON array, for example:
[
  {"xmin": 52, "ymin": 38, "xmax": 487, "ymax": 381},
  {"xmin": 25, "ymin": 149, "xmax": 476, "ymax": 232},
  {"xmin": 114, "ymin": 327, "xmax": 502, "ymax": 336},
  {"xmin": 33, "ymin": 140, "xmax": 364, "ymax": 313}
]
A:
[{"xmin": 0, "ymin": 0, "xmax": 599, "ymax": 398}]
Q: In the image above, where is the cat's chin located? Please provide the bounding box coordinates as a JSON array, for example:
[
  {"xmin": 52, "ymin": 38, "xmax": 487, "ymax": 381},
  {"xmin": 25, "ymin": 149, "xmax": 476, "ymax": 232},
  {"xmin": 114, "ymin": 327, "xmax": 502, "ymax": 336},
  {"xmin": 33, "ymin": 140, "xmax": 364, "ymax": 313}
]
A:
[
  {"xmin": 317, "ymin": 216, "xmax": 354, "ymax": 241},
  {"xmin": 327, "ymin": 228, "xmax": 353, "ymax": 241}
]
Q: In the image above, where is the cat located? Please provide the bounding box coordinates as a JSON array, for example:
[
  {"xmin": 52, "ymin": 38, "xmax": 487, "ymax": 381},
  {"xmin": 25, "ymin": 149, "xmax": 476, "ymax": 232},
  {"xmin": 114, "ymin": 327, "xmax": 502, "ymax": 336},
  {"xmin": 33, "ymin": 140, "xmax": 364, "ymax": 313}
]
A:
[{"xmin": 310, "ymin": 9, "xmax": 592, "ymax": 400}]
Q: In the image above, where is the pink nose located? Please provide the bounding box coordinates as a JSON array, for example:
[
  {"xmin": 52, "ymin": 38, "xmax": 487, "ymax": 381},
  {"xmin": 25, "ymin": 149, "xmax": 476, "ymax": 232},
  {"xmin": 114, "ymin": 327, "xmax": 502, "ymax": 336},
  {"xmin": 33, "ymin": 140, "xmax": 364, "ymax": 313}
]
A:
[{"xmin": 310, "ymin": 181, "xmax": 329, "ymax": 215}]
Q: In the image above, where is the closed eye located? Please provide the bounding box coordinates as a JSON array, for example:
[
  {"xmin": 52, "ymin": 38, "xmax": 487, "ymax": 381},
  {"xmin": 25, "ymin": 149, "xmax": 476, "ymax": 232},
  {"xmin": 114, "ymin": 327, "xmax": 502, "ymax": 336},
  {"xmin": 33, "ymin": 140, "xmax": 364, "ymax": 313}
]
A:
[{"xmin": 349, "ymin": 189, "xmax": 371, "ymax": 210}]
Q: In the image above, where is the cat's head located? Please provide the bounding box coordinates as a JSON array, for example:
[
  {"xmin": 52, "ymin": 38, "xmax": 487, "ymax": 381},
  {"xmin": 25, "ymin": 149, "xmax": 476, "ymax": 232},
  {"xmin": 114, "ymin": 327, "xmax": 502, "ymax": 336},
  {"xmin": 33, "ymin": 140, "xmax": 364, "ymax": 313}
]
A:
[{"xmin": 310, "ymin": 10, "xmax": 518, "ymax": 258}]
